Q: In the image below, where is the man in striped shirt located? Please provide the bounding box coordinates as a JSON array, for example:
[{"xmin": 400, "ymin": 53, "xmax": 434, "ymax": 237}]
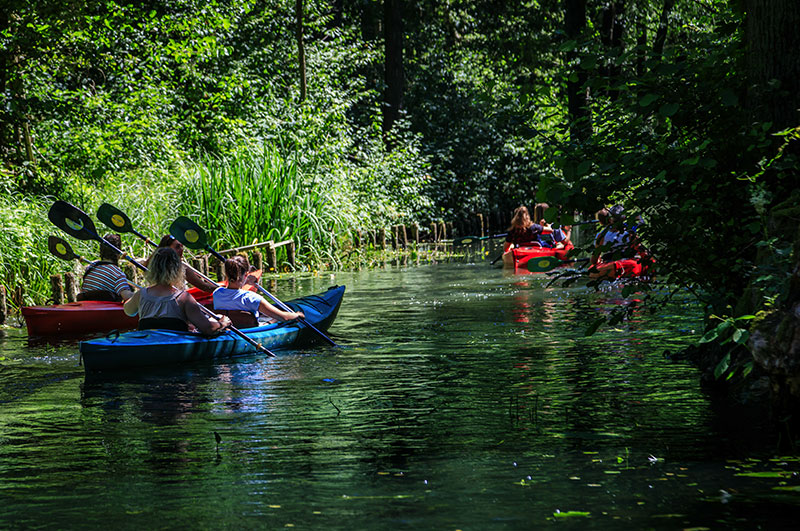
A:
[{"xmin": 77, "ymin": 233, "xmax": 134, "ymax": 302}]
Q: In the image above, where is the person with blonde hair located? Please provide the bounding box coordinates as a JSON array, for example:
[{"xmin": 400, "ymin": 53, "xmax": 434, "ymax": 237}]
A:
[{"xmin": 124, "ymin": 247, "xmax": 231, "ymax": 334}]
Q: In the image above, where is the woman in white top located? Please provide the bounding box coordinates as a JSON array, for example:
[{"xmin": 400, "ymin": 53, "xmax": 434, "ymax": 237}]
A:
[
  {"xmin": 124, "ymin": 247, "xmax": 231, "ymax": 334},
  {"xmin": 213, "ymin": 256, "xmax": 304, "ymax": 328}
]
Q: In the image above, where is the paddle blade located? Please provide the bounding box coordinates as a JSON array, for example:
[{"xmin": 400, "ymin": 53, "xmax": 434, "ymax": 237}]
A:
[
  {"xmin": 48, "ymin": 200, "xmax": 98, "ymax": 241},
  {"xmin": 454, "ymin": 236, "xmax": 478, "ymax": 245},
  {"xmin": 97, "ymin": 203, "xmax": 133, "ymax": 233},
  {"xmin": 526, "ymin": 255, "xmax": 564, "ymax": 273},
  {"xmin": 48, "ymin": 236, "xmax": 79, "ymax": 261},
  {"xmin": 169, "ymin": 216, "xmax": 207, "ymax": 250}
]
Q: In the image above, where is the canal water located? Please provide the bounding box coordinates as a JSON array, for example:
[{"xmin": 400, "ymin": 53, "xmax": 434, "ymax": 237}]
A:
[{"xmin": 1, "ymin": 260, "xmax": 798, "ymax": 529}]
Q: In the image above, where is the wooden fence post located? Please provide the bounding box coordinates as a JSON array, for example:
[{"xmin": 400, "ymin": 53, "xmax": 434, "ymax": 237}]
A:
[
  {"xmin": 64, "ymin": 272, "xmax": 78, "ymax": 303},
  {"xmin": 0, "ymin": 286, "xmax": 6, "ymax": 324},
  {"xmin": 477, "ymin": 213, "xmax": 485, "ymax": 238},
  {"xmin": 378, "ymin": 228, "xmax": 386, "ymax": 250},
  {"xmin": 430, "ymin": 222, "xmax": 438, "ymax": 242},
  {"xmin": 266, "ymin": 242, "xmax": 277, "ymax": 272},
  {"xmin": 354, "ymin": 230, "xmax": 362, "ymax": 248},
  {"xmin": 439, "ymin": 221, "xmax": 447, "ymax": 241},
  {"xmin": 391, "ymin": 225, "xmax": 398, "ymax": 250},
  {"xmin": 213, "ymin": 258, "xmax": 224, "ymax": 282},
  {"xmin": 287, "ymin": 241, "xmax": 296, "ymax": 269},
  {"xmin": 251, "ymin": 250, "xmax": 263, "ymax": 271},
  {"xmin": 411, "ymin": 224, "xmax": 419, "ymax": 245},
  {"xmin": 400, "ymin": 224, "xmax": 408, "ymax": 249},
  {"xmin": 50, "ymin": 274, "xmax": 64, "ymax": 305}
]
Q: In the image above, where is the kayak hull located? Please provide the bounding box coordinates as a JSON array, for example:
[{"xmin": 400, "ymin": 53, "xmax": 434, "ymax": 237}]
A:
[
  {"xmin": 503, "ymin": 244, "xmax": 574, "ymax": 271},
  {"xmin": 79, "ymin": 285, "xmax": 345, "ymax": 372},
  {"xmin": 22, "ymin": 288, "xmax": 214, "ymax": 336},
  {"xmin": 589, "ymin": 258, "xmax": 654, "ymax": 281}
]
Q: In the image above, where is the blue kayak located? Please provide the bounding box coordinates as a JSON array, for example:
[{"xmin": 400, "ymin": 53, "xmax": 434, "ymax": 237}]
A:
[{"xmin": 79, "ymin": 285, "xmax": 345, "ymax": 372}]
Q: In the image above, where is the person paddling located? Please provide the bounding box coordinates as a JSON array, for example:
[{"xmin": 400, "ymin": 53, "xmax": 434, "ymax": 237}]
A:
[
  {"xmin": 503, "ymin": 206, "xmax": 545, "ymax": 253},
  {"xmin": 533, "ymin": 202, "xmax": 572, "ymax": 249},
  {"xmin": 124, "ymin": 247, "xmax": 231, "ymax": 334},
  {"xmin": 143, "ymin": 234, "xmax": 219, "ymax": 293},
  {"xmin": 590, "ymin": 205, "xmax": 652, "ymax": 279},
  {"xmin": 77, "ymin": 233, "xmax": 134, "ymax": 302},
  {"xmin": 213, "ymin": 256, "xmax": 305, "ymax": 328}
]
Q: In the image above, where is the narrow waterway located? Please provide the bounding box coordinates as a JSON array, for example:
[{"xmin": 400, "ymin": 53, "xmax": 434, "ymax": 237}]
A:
[{"xmin": 1, "ymin": 260, "xmax": 798, "ymax": 529}]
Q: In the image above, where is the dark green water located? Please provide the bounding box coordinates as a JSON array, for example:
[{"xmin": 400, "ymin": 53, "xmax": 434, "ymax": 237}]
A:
[{"xmin": 1, "ymin": 262, "xmax": 799, "ymax": 529}]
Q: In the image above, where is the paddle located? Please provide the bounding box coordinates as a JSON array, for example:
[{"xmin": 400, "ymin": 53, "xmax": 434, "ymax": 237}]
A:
[
  {"xmin": 97, "ymin": 202, "xmax": 157, "ymax": 246},
  {"xmin": 169, "ymin": 216, "xmax": 338, "ymax": 348},
  {"xmin": 527, "ymin": 256, "xmax": 590, "ymax": 273},
  {"xmin": 98, "ymin": 202, "xmax": 217, "ymax": 287},
  {"xmin": 48, "ymin": 201, "xmax": 274, "ymax": 356},
  {"xmin": 48, "ymin": 235, "xmax": 91, "ymax": 265},
  {"xmin": 48, "ymin": 235, "xmax": 143, "ymax": 289},
  {"xmin": 453, "ymin": 233, "xmax": 508, "ymax": 246}
]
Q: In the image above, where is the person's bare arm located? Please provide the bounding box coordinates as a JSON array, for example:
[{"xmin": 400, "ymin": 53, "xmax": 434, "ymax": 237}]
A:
[
  {"xmin": 257, "ymin": 299, "xmax": 305, "ymax": 322},
  {"xmin": 185, "ymin": 266, "xmax": 220, "ymax": 293},
  {"xmin": 123, "ymin": 290, "xmax": 140, "ymax": 316},
  {"xmin": 181, "ymin": 292, "xmax": 230, "ymax": 335}
]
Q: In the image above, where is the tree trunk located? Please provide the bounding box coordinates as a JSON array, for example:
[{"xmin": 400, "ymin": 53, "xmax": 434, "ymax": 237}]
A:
[
  {"xmin": 296, "ymin": 0, "xmax": 307, "ymax": 102},
  {"xmin": 382, "ymin": 0, "xmax": 404, "ymax": 145},
  {"xmin": 599, "ymin": 1, "xmax": 624, "ymax": 100},
  {"xmin": 565, "ymin": 0, "xmax": 591, "ymax": 142},
  {"xmin": 744, "ymin": 0, "xmax": 800, "ymax": 132},
  {"xmin": 653, "ymin": 0, "xmax": 676, "ymax": 60},
  {"xmin": 636, "ymin": 18, "xmax": 647, "ymax": 78}
]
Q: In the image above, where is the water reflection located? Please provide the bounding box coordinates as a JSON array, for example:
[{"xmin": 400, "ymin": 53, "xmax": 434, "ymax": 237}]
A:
[{"xmin": 0, "ymin": 263, "xmax": 795, "ymax": 528}]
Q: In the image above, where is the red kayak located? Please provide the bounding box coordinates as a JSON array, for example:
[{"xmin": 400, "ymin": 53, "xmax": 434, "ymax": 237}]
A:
[
  {"xmin": 22, "ymin": 288, "xmax": 214, "ymax": 336},
  {"xmin": 589, "ymin": 256, "xmax": 655, "ymax": 281},
  {"xmin": 503, "ymin": 242, "xmax": 574, "ymax": 272},
  {"xmin": 22, "ymin": 270, "xmax": 264, "ymax": 336}
]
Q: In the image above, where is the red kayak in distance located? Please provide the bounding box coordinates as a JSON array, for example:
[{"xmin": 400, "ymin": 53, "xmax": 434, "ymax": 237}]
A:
[
  {"xmin": 22, "ymin": 270, "xmax": 263, "ymax": 337},
  {"xmin": 502, "ymin": 242, "xmax": 574, "ymax": 273}
]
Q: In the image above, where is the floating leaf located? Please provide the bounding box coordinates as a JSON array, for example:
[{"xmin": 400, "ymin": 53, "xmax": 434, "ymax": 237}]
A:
[
  {"xmin": 553, "ymin": 510, "xmax": 590, "ymax": 518},
  {"xmin": 736, "ymin": 471, "xmax": 791, "ymax": 478}
]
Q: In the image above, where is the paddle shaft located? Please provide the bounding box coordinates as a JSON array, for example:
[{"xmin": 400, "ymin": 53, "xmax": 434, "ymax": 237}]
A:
[{"xmin": 85, "ymin": 231, "xmax": 272, "ymax": 355}]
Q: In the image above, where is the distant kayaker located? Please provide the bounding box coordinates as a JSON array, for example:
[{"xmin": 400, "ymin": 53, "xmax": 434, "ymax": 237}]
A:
[
  {"xmin": 533, "ymin": 202, "xmax": 572, "ymax": 249},
  {"xmin": 77, "ymin": 233, "xmax": 135, "ymax": 302},
  {"xmin": 503, "ymin": 206, "xmax": 545, "ymax": 253},
  {"xmin": 124, "ymin": 247, "xmax": 232, "ymax": 334},
  {"xmin": 212, "ymin": 256, "xmax": 305, "ymax": 328},
  {"xmin": 590, "ymin": 205, "xmax": 652, "ymax": 279}
]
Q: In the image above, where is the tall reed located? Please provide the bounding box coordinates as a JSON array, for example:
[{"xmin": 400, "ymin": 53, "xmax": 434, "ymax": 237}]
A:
[{"xmin": 178, "ymin": 146, "xmax": 351, "ymax": 269}]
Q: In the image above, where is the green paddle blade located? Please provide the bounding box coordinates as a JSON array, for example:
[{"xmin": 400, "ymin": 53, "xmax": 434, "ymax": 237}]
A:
[
  {"xmin": 97, "ymin": 203, "xmax": 133, "ymax": 233},
  {"xmin": 48, "ymin": 200, "xmax": 98, "ymax": 241},
  {"xmin": 454, "ymin": 236, "xmax": 479, "ymax": 245},
  {"xmin": 169, "ymin": 216, "xmax": 208, "ymax": 251},
  {"xmin": 526, "ymin": 255, "xmax": 564, "ymax": 273},
  {"xmin": 48, "ymin": 236, "xmax": 79, "ymax": 261}
]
